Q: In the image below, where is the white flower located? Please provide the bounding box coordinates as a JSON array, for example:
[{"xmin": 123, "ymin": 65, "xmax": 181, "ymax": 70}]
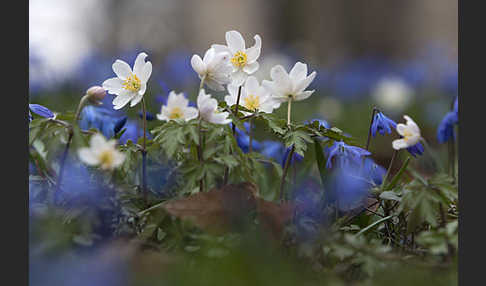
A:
[
  {"xmin": 78, "ymin": 133, "xmax": 125, "ymax": 170},
  {"xmin": 102, "ymin": 52, "xmax": 152, "ymax": 110},
  {"xmin": 197, "ymin": 89, "xmax": 231, "ymax": 125},
  {"xmin": 212, "ymin": 30, "xmax": 262, "ymax": 86},
  {"xmin": 191, "ymin": 48, "xmax": 232, "ymax": 91},
  {"xmin": 156, "ymin": 91, "xmax": 198, "ymax": 122},
  {"xmin": 392, "ymin": 115, "xmax": 421, "ymax": 150},
  {"xmin": 224, "ymin": 76, "xmax": 280, "ymax": 115},
  {"xmin": 372, "ymin": 77, "xmax": 413, "ymax": 113},
  {"xmin": 262, "ymin": 62, "xmax": 316, "ymax": 103}
]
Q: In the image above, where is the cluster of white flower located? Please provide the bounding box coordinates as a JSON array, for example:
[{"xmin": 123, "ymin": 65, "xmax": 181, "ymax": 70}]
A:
[{"xmin": 77, "ymin": 29, "xmax": 421, "ymax": 170}]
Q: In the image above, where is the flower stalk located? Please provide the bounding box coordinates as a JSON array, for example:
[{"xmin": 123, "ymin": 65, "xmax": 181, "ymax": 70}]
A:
[
  {"xmin": 287, "ymin": 98, "xmax": 292, "ymax": 126},
  {"xmin": 279, "ymin": 145, "xmax": 295, "ymax": 201},
  {"xmin": 382, "ymin": 149, "xmax": 399, "ymax": 189},
  {"xmin": 141, "ymin": 97, "xmax": 148, "ymax": 204}
]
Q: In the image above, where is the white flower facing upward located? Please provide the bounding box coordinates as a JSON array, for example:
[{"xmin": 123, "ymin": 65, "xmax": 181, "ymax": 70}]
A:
[
  {"xmin": 212, "ymin": 30, "xmax": 262, "ymax": 86},
  {"xmin": 78, "ymin": 133, "xmax": 125, "ymax": 170},
  {"xmin": 156, "ymin": 91, "xmax": 198, "ymax": 122},
  {"xmin": 191, "ymin": 48, "xmax": 232, "ymax": 91},
  {"xmin": 392, "ymin": 115, "xmax": 422, "ymax": 150},
  {"xmin": 262, "ymin": 62, "xmax": 316, "ymax": 104},
  {"xmin": 197, "ymin": 89, "xmax": 231, "ymax": 125},
  {"xmin": 224, "ymin": 76, "xmax": 280, "ymax": 116},
  {"xmin": 102, "ymin": 52, "xmax": 152, "ymax": 110}
]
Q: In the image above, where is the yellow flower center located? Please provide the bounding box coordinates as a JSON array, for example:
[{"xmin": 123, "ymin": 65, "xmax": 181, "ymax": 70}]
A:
[
  {"xmin": 243, "ymin": 94, "xmax": 260, "ymax": 111},
  {"xmin": 123, "ymin": 73, "xmax": 141, "ymax": 92},
  {"xmin": 403, "ymin": 129, "xmax": 413, "ymax": 141},
  {"xmin": 231, "ymin": 51, "xmax": 248, "ymax": 68},
  {"xmin": 169, "ymin": 107, "xmax": 184, "ymax": 119},
  {"xmin": 99, "ymin": 150, "xmax": 115, "ymax": 168}
]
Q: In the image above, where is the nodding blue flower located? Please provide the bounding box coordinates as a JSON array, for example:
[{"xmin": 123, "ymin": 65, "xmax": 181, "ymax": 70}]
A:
[
  {"xmin": 437, "ymin": 111, "xmax": 458, "ymax": 143},
  {"xmin": 113, "ymin": 117, "xmax": 127, "ymax": 135},
  {"xmin": 371, "ymin": 111, "xmax": 397, "ymax": 137},
  {"xmin": 363, "ymin": 158, "xmax": 387, "ymax": 186},
  {"xmin": 29, "ymin": 104, "xmax": 54, "ymax": 119},
  {"xmin": 79, "ymin": 106, "xmax": 124, "ymax": 139},
  {"xmin": 406, "ymin": 142, "xmax": 424, "ymax": 157},
  {"xmin": 325, "ymin": 141, "xmax": 371, "ymax": 169},
  {"xmin": 138, "ymin": 111, "xmax": 155, "ymax": 121},
  {"xmin": 330, "ymin": 165, "xmax": 372, "ymax": 211},
  {"xmin": 307, "ymin": 118, "xmax": 331, "ymax": 129},
  {"xmin": 119, "ymin": 120, "xmax": 151, "ymax": 144},
  {"xmin": 235, "ymin": 122, "xmax": 261, "ymax": 153}
]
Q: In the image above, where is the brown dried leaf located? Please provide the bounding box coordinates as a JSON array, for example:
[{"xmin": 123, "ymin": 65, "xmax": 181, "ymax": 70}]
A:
[{"xmin": 256, "ymin": 199, "xmax": 295, "ymax": 240}]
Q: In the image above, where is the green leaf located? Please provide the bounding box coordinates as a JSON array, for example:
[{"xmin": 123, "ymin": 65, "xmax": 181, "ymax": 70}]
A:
[
  {"xmin": 384, "ymin": 157, "xmax": 410, "ymax": 191},
  {"xmin": 379, "ymin": 191, "xmax": 401, "ymax": 202},
  {"xmin": 313, "ymin": 139, "xmax": 327, "ymax": 190}
]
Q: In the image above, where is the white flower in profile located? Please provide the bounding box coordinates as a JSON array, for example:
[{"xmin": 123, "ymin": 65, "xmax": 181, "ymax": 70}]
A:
[
  {"xmin": 156, "ymin": 91, "xmax": 198, "ymax": 122},
  {"xmin": 191, "ymin": 48, "xmax": 232, "ymax": 91},
  {"xmin": 197, "ymin": 89, "xmax": 232, "ymax": 125},
  {"xmin": 78, "ymin": 133, "xmax": 125, "ymax": 170},
  {"xmin": 102, "ymin": 52, "xmax": 152, "ymax": 110},
  {"xmin": 372, "ymin": 77, "xmax": 413, "ymax": 113},
  {"xmin": 212, "ymin": 30, "xmax": 262, "ymax": 86},
  {"xmin": 262, "ymin": 62, "xmax": 316, "ymax": 103},
  {"xmin": 225, "ymin": 76, "xmax": 280, "ymax": 116},
  {"xmin": 392, "ymin": 115, "xmax": 422, "ymax": 150}
]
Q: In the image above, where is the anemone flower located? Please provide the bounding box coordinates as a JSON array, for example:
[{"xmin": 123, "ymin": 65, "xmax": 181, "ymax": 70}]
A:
[
  {"xmin": 156, "ymin": 91, "xmax": 198, "ymax": 122},
  {"xmin": 78, "ymin": 134, "xmax": 125, "ymax": 170},
  {"xmin": 102, "ymin": 52, "xmax": 152, "ymax": 110},
  {"xmin": 225, "ymin": 76, "xmax": 280, "ymax": 115},
  {"xmin": 197, "ymin": 89, "xmax": 231, "ymax": 124},
  {"xmin": 392, "ymin": 115, "xmax": 421, "ymax": 150},
  {"xmin": 191, "ymin": 48, "xmax": 232, "ymax": 91},
  {"xmin": 212, "ymin": 30, "xmax": 262, "ymax": 86}
]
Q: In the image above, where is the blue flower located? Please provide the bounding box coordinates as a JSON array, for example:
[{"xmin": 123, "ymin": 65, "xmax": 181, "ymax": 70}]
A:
[
  {"xmin": 29, "ymin": 104, "xmax": 54, "ymax": 119},
  {"xmin": 235, "ymin": 122, "xmax": 261, "ymax": 153},
  {"xmin": 119, "ymin": 120, "xmax": 151, "ymax": 144},
  {"xmin": 325, "ymin": 141, "xmax": 371, "ymax": 169},
  {"xmin": 138, "ymin": 111, "xmax": 155, "ymax": 121},
  {"xmin": 78, "ymin": 106, "xmax": 124, "ymax": 139},
  {"xmin": 260, "ymin": 140, "xmax": 284, "ymax": 160},
  {"xmin": 406, "ymin": 142, "xmax": 424, "ymax": 157},
  {"xmin": 281, "ymin": 146, "xmax": 304, "ymax": 167},
  {"xmin": 362, "ymin": 158, "xmax": 387, "ymax": 186},
  {"xmin": 307, "ymin": 118, "xmax": 331, "ymax": 129},
  {"xmin": 371, "ymin": 111, "xmax": 397, "ymax": 137},
  {"xmin": 437, "ymin": 111, "xmax": 458, "ymax": 143}
]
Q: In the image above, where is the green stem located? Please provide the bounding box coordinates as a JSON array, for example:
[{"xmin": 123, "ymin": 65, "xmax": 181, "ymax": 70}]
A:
[
  {"xmin": 141, "ymin": 98, "xmax": 148, "ymax": 204},
  {"xmin": 74, "ymin": 94, "xmax": 90, "ymax": 121},
  {"xmin": 355, "ymin": 215, "xmax": 394, "ymax": 236},
  {"xmin": 365, "ymin": 107, "xmax": 379, "ymax": 151},
  {"xmin": 197, "ymin": 118, "xmax": 205, "ymax": 192},
  {"xmin": 249, "ymin": 117, "xmax": 253, "ymax": 153},
  {"xmin": 382, "ymin": 149, "xmax": 399, "ymax": 189},
  {"xmin": 279, "ymin": 145, "xmax": 295, "ymax": 201},
  {"xmin": 231, "ymin": 85, "xmax": 243, "ymax": 136},
  {"xmin": 287, "ymin": 98, "xmax": 292, "ymax": 126}
]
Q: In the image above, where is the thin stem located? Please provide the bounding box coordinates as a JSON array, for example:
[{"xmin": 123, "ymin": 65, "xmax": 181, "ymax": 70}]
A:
[
  {"xmin": 141, "ymin": 98, "xmax": 148, "ymax": 204},
  {"xmin": 365, "ymin": 107, "xmax": 379, "ymax": 151},
  {"xmin": 55, "ymin": 127, "xmax": 74, "ymax": 202},
  {"xmin": 287, "ymin": 98, "xmax": 292, "ymax": 126},
  {"xmin": 74, "ymin": 94, "xmax": 90, "ymax": 121},
  {"xmin": 448, "ymin": 139, "xmax": 456, "ymax": 183},
  {"xmin": 197, "ymin": 118, "xmax": 205, "ymax": 192},
  {"xmin": 279, "ymin": 145, "xmax": 295, "ymax": 201},
  {"xmin": 199, "ymin": 75, "xmax": 206, "ymax": 90},
  {"xmin": 231, "ymin": 85, "xmax": 243, "ymax": 136},
  {"xmin": 382, "ymin": 149, "xmax": 399, "ymax": 188}
]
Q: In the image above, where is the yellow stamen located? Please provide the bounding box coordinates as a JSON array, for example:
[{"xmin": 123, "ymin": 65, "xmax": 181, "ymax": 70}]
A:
[
  {"xmin": 122, "ymin": 73, "xmax": 141, "ymax": 92},
  {"xmin": 243, "ymin": 94, "xmax": 260, "ymax": 111},
  {"xmin": 231, "ymin": 51, "xmax": 248, "ymax": 68},
  {"xmin": 169, "ymin": 107, "xmax": 184, "ymax": 119},
  {"xmin": 99, "ymin": 150, "xmax": 115, "ymax": 168}
]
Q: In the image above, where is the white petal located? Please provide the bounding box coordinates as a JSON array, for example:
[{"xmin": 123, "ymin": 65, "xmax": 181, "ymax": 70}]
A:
[
  {"xmin": 203, "ymin": 48, "xmax": 215, "ymax": 64},
  {"xmin": 133, "ymin": 52, "xmax": 148, "ymax": 76},
  {"xmin": 139, "ymin": 61, "xmax": 152, "ymax": 83},
  {"xmin": 112, "ymin": 91, "xmax": 134, "ymax": 110},
  {"xmin": 112, "ymin": 60, "xmax": 132, "ymax": 80},
  {"xmin": 78, "ymin": 148, "xmax": 99, "ymax": 165},
  {"xmin": 395, "ymin": 123, "xmax": 407, "ymax": 136},
  {"xmin": 130, "ymin": 93, "xmax": 144, "ymax": 107},
  {"xmin": 244, "ymin": 76, "xmax": 260, "ymax": 95},
  {"xmin": 231, "ymin": 70, "xmax": 247, "ymax": 86},
  {"xmin": 243, "ymin": 61, "xmax": 259, "ymax": 75},
  {"xmin": 90, "ymin": 133, "xmax": 107, "ymax": 147},
  {"xmin": 245, "ymin": 34, "xmax": 262, "ymax": 62},
  {"xmin": 294, "ymin": 71, "xmax": 316, "ymax": 93},
  {"xmin": 211, "ymin": 44, "xmax": 231, "ymax": 54},
  {"xmin": 210, "ymin": 112, "xmax": 232, "ymax": 125},
  {"xmin": 289, "ymin": 62, "xmax": 308, "ymax": 82},
  {"xmin": 207, "ymin": 51, "xmax": 230, "ymax": 72},
  {"xmin": 270, "ymin": 65, "xmax": 290, "ymax": 85},
  {"xmin": 204, "ymin": 78, "xmax": 225, "ymax": 91},
  {"xmin": 392, "ymin": 139, "xmax": 409, "ymax": 150},
  {"xmin": 404, "ymin": 115, "xmax": 420, "ymax": 135},
  {"xmin": 226, "ymin": 30, "xmax": 245, "ymax": 53},
  {"xmin": 191, "ymin": 54, "xmax": 206, "ymax": 75},
  {"xmin": 294, "ymin": 90, "xmax": 314, "ymax": 101},
  {"xmin": 138, "ymin": 83, "xmax": 147, "ymax": 96},
  {"xmin": 156, "ymin": 112, "xmax": 167, "ymax": 121},
  {"xmin": 102, "ymin": 77, "xmax": 124, "ymax": 94},
  {"xmin": 184, "ymin": 107, "xmax": 199, "ymax": 121},
  {"xmin": 113, "ymin": 152, "xmax": 125, "ymax": 167}
]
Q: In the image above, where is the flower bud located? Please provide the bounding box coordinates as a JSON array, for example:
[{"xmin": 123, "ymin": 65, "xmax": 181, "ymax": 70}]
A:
[{"xmin": 86, "ymin": 86, "xmax": 106, "ymax": 103}]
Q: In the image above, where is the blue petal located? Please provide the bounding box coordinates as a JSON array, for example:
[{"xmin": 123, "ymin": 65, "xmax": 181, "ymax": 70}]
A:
[{"xmin": 29, "ymin": 104, "xmax": 54, "ymax": 118}]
